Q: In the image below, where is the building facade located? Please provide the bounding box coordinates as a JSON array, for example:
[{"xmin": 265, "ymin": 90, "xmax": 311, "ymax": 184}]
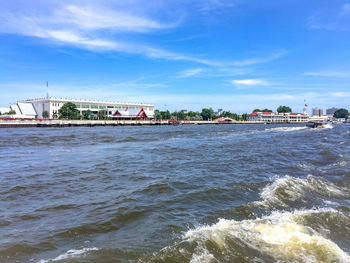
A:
[
  {"xmin": 312, "ymin": 108, "xmax": 323, "ymax": 117},
  {"xmin": 326, "ymin": 107, "xmax": 338, "ymax": 116},
  {"xmin": 247, "ymin": 112, "xmax": 309, "ymax": 123},
  {"xmin": 16, "ymin": 98, "xmax": 154, "ymax": 119}
]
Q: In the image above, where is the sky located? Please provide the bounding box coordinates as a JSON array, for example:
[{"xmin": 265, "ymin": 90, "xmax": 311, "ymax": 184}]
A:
[{"xmin": 0, "ymin": 0, "xmax": 350, "ymax": 113}]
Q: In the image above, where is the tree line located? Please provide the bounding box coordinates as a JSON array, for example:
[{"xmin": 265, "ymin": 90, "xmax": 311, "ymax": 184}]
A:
[{"xmin": 155, "ymin": 108, "xmax": 248, "ymax": 121}]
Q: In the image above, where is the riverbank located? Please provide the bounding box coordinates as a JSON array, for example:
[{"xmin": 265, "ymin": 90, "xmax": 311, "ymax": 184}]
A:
[{"xmin": 0, "ymin": 119, "xmax": 310, "ymax": 128}]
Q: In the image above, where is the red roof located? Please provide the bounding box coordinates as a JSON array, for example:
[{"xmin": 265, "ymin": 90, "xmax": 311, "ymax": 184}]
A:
[{"xmin": 248, "ymin": 112, "xmax": 275, "ymax": 116}]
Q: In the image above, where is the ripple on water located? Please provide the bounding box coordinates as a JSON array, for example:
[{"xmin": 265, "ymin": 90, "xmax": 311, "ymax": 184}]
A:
[{"xmin": 0, "ymin": 124, "xmax": 349, "ymax": 262}]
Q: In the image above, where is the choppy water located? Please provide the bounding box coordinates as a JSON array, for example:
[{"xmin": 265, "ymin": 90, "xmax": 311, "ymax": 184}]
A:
[{"xmin": 0, "ymin": 124, "xmax": 350, "ymax": 263}]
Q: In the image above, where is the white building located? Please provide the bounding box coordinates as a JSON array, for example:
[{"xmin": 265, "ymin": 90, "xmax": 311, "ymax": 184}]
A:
[
  {"xmin": 14, "ymin": 98, "xmax": 154, "ymax": 119},
  {"xmin": 247, "ymin": 112, "xmax": 309, "ymax": 123}
]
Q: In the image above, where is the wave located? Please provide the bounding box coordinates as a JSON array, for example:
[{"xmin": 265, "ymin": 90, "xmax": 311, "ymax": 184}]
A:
[
  {"xmin": 263, "ymin": 126, "xmax": 308, "ymax": 133},
  {"xmin": 255, "ymin": 175, "xmax": 346, "ymax": 208},
  {"xmin": 323, "ymin": 123, "xmax": 334, "ymax": 129},
  {"xmin": 182, "ymin": 209, "xmax": 350, "ymax": 263},
  {"xmin": 38, "ymin": 247, "xmax": 99, "ymax": 263}
]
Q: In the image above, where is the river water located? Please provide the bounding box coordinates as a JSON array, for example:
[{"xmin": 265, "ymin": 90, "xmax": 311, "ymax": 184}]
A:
[{"xmin": 0, "ymin": 124, "xmax": 349, "ymax": 263}]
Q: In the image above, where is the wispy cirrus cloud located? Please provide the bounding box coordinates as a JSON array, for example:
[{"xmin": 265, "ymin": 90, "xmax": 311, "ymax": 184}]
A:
[
  {"xmin": 307, "ymin": 3, "xmax": 350, "ymax": 31},
  {"xmin": 303, "ymin": 70, "xmax": 350, "ymax": 77},
  {"xmin": 199, "ymin": 0, "xmax": 237, "ymax": 13},
  {"xmin": 56, "ymin": 5, "xmax": 175, "ymax": 32},
  {"xmin": 232, "ymin": 79, "xmax": 268, "ymax": 86},
  {"xmin": 178, "ymin": 68, "xmax": 205, "ymax": 78},
  {"xmin": 0, "ymin": 1, "xmax": 285, "ymax": 67},
  {"xmin": 228, "ymin": 52, "xmax": 285, "ymax": 66}
]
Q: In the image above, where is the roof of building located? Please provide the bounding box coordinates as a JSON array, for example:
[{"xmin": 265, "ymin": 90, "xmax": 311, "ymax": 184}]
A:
[
  {"xmin": 214, "ymin": 117, "xmax": 236, "ymax": 122},
  {"xmin": 288, "ymin": 113, "xmax": 306, "ymax": 115},
  {"xmin": 10, "ymin": 104, "xmax": 21, "ymax": 114},
  {"xmin": 18, "ymin": 102, "xmax": 36, "ymax": 115},
  {"xmin": 248, "ymin": 112, "xmax": 307, "ymax": 117},
  {"xmin": 113, "ymin": 107, "xmax": 153, "ymax": 119},
  {"xmin": 19, "ymin": 97, "xmax": 154, "ymax": 106},
  {"xmin": 248, "ymin": 112, "xmax": 276, "ymax": 116}
]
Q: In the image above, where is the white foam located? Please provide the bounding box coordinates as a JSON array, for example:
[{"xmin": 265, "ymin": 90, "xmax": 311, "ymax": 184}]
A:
[
  {"xmin": 184, "ymin": 209, "xmax": 350, "ymax": 263},
  {"xmin": 263, "ymin": 126, "xmax": 308, "ymax": 133},
  {"xmin": 38, "ymin": 247, "xmax": 98, "ymax": 263},
  {"xmin": 323, "ymin": 123, "xmax": 333, "ymax": 129},
  {"xmin": 189, "ymin": 247, "xmax": 216, "ymax": 263},
  {"xmin": 256, "ymin": 175, "xmax": 344, "ymax": 207}
]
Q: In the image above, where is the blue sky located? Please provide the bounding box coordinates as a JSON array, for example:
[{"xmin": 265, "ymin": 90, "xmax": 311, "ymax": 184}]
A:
[{"xmin": 0, "ymin": 0, "xmax": 350, "ymax": 113}]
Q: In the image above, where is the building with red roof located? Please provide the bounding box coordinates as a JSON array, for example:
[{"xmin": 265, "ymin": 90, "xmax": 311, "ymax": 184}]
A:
[{"xmin": 247, "ymin": 112, "xmax": 309, "ymax": 123}]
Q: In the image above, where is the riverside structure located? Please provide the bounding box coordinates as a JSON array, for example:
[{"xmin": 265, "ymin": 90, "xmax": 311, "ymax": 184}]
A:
[
  {"xmin": 12, "ymin": 98, "xmax": 154, "ymax": 119},
  {"xmin": 247, "ymin": 111, "xmax": 310, "ymax": 123}
]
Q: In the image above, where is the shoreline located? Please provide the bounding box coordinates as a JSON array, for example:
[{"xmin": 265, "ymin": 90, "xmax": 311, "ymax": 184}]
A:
[{"xmin": 0, "ymin": 119, "xmax": 308, "ymax": 128}]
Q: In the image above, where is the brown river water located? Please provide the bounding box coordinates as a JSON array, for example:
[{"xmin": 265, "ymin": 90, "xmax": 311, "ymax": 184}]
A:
[{"xmin": 0, "ymin": 124, "xmax": 349, "ymax": 262}]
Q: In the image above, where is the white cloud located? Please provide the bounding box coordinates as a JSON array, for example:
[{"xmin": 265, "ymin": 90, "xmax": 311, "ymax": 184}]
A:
[
  {"xmin": 232, "ymin": 79, "xmax": 268, "ymax": 86},
  {"xmin": 229, "ymin": 52, "xmax": 285, "ymax": 66},
  {"xmin": 0, "ymin": 1, "xmax": 285, "ymax": 67},
  {"xmin": 307, "ymin": 3, "xmax": 350, "ymax": 31},
  {"xmin": 303, "ymin": 71, "xmax": 350, "ymax": 77},
  {"xmin": 57, "ymin": 5, "xmax": 173, "ymax": 32},
  {"xmin": 331, "ymin": 92, "xmax": 350, "ymax": 97},
  {"xmin": 178, "ymin": 68, "xmax": 205, "ymax": 78}
]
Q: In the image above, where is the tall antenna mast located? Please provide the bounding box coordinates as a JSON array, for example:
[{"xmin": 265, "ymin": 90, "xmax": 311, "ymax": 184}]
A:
[{"xmin": 46, "ymin": 81, "xmax": 49, "ymax": 99}]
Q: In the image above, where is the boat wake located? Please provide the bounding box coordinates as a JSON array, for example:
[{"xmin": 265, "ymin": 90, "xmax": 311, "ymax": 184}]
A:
[
  {"xmin": 254, "ymin": 175, "xmax": 347, "ymax": 208},
  {"xmin": 145, "ymin": 175, "xmax": 350, "ymax": 263},
  {"xmin": 147, "ymin": 207, "xmax": 350, "ymax": 263},
  {"xmin": 323, "ymin": 123, "xmax": 334, "ymax": 129},
  {"xmin": 183, "ymin": 209, "xmax": 350, "ymax": 263},
  {"xmin": 263, "ymin": 126, "xmax": 308, "ymax": 133}
]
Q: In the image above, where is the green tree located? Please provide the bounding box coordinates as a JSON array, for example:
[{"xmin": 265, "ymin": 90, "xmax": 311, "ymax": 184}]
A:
[
  {"xmin": 185, "ymin": 111, "xmax": 202, "ymax": 120},
  {"xmin": 59, "ymin": 102, "xmax": 81, "ymax": 120},
  {"xmin": 173, "ymin": 110, "xmax": 186, "ymax": 120},
  {"xmin": 333, "ymin": 108, "xmax": 349, "ymax": 119},
  {"xmin": 201, "ymin": 108, "xmax": 214, "ymax": 120},
  {"xmin": 241, "ymin": 113, "xmax": 248, "ymax": 121},
  {"xmin": 52, "ymin": 112, "xmax": 58, "ymax": 119},
  {"xmin": 277, "ymin": 105, "xmax": 292, "ymax": 113},
  {"xmin": 154, "ymin": 110, "xmax": 162, "ymax": 120},
  {"xmin": 262, "ymin": 108, "xmax": 272, "ymax": 112},
  {"xmin": 160, "ymin": 110, "xmax": 171, "ymax": 120},
  {"xmin": 253, "ymin": 109, "xmax": 261, "ymax": 112},
  {"xmin": 42, "ymin": 110, "xmax": 49, "ymax": 119},
  {"xmin": 97, "ymin": 110, "xmax": 106, "ymax": 120},
  {"xmin": 83, "ymin": 110, "xmax": 92, "ymax": 120},
  {"xmin": 8, "ymin": 110, "xmax": 16, "ymax": 115}
]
